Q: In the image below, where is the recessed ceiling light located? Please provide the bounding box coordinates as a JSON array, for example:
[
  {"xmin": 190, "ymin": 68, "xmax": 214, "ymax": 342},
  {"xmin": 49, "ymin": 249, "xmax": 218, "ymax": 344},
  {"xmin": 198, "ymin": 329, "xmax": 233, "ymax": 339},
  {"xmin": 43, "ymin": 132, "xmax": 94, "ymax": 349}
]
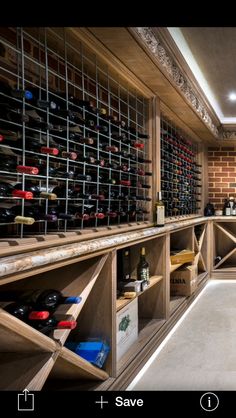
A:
[{"xmin": 229, "ymin": 93, "xmax": 236, "ymax": 101}]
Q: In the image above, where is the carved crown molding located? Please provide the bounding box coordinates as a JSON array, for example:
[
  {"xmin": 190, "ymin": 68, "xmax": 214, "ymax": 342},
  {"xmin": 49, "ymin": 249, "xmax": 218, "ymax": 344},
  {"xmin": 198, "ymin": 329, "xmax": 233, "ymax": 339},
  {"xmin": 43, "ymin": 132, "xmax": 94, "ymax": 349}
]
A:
[
  {"xmin": 135, "ymin": 27, "xmax": 219, "ymax": 138},
  {"xmin": 222, "ymin": 131, "xmax": 236, "ymax": 140}
]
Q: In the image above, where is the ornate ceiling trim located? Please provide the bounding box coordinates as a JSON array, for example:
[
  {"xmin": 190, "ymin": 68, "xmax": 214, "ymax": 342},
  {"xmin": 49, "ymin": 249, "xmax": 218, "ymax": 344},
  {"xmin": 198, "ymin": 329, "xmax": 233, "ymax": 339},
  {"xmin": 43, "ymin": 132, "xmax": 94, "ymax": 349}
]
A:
[
  {"xmin": 222, "ymin": 131, "xmax": 236, "ymax": 140},
  {"xmin": 135, "ymin": 27, "xmax": 219, "ymax": 138}
]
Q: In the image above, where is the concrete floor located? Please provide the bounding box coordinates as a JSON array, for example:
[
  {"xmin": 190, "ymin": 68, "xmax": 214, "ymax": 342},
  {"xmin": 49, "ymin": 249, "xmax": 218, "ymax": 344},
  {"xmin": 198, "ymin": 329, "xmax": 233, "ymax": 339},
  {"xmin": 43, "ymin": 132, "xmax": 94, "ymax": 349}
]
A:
[{"xmin": 128, "ymin": 280, "xmax": 236, "ymax": 390}]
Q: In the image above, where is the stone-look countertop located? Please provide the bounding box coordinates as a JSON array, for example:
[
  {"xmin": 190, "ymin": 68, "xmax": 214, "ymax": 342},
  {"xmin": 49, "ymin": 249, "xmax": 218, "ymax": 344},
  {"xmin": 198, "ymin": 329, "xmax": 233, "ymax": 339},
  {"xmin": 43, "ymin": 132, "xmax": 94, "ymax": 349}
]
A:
[{"xmin": 0, "ymin": 216, "xmax": 233, "ymax": 279}]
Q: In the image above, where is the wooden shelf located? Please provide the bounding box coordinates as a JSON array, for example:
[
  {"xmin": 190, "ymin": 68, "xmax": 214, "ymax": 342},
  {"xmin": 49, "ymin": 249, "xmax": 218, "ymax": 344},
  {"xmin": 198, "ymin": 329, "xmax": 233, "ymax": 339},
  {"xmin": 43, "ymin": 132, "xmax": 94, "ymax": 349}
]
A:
[
  {"xmin": 0, "ymin": 309, "xmax": 58, "ymax": 353},
  {"xmin": 0, "ymin": 352, "xmax": 57, "ymax": 391},
  {"xmin": 170, "ymin": 296, "xmax": 186, "ymax": 315},
  {"xmin": 116, "ymin": 297, "xmax": 136, "ymax": 312},
  {"xmin": 117, "ymin": 318, "xmax": 166, "ymax": 374},
  {"xmin": 196, "ymin": 272, "xmax": 208, "ymax": 286},
  {"xmin": 50, "ymin": 346, "xmax": 109, "ymax": 381},
  {"xmin": 214, "ymin": 223, "xmax": 236, "ymax": 244},
  {"xmin": 116, "ymin": 275, "xmax": 163, "ymax": 312},
  {"xmin": 140, "ymin": 275, "xmax": 163, "ymax": 291},
  {"xmin": 50, "ymin": 254, "xmax": 109, "ymax": 346},
  {"xmin": 170, "ymin": 263, "xmax": 185, "ymax": 273}
]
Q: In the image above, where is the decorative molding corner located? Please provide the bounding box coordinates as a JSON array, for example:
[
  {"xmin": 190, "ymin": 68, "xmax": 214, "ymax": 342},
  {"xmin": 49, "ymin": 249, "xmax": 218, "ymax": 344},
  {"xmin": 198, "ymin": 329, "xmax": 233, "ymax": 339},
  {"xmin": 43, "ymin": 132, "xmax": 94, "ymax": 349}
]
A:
[
  {"xmin": 135, "ymin": 27, "xmax": 219, "ymax": 138},
  {"xmin": 222, "ymin": 131, "xmax": 236, "ymax": 140}
]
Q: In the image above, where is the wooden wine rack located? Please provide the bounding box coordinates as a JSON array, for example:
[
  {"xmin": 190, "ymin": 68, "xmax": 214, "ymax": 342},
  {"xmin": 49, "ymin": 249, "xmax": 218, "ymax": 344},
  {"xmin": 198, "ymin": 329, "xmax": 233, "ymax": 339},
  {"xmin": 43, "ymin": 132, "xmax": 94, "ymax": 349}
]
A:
[{"xmin": 0, "ymin": 217, "xmax": 210, "ymax": 391}]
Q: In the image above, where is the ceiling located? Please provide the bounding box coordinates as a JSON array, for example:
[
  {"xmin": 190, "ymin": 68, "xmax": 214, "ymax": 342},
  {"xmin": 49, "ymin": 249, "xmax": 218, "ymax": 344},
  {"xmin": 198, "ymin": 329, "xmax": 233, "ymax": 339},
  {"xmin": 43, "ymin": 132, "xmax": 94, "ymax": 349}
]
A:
[{"xmin": 167, "ymin": 27, "xmax": 236, "ymax": 124}]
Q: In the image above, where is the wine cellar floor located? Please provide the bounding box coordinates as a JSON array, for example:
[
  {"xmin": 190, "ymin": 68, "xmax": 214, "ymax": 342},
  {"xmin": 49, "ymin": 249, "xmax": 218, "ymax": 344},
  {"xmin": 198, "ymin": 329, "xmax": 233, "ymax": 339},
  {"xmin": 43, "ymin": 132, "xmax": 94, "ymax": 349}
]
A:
[{"xmin": 128, "ymin": 280, "xmax": 236, "ymax": 391}]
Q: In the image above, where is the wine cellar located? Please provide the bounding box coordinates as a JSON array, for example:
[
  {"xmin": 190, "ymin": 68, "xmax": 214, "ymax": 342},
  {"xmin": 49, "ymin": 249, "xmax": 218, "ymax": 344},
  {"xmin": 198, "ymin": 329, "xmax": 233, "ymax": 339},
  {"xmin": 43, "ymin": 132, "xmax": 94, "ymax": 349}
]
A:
[
  {"xmin": 0, "ymin": 27, "xmax": 152, "ymax": 239},
  {"xmin": 1, "ymin": 26, "xmax": 236, "ymax": 399}
]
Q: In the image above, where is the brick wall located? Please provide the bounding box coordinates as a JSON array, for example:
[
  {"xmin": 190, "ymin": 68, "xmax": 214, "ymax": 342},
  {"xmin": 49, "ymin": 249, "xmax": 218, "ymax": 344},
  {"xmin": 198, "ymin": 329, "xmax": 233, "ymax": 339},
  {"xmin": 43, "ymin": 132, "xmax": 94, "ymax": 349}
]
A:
[{"xmin": 208, "ymin": 146, "xmax": 236, "ymax": 208}]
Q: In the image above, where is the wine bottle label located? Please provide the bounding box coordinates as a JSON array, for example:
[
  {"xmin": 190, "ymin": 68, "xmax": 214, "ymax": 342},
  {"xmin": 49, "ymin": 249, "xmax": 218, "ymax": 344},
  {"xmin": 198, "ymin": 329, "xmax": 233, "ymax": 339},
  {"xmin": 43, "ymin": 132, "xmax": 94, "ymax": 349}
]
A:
[
  {"xmin": 138, "ymin": 267, "xmax": 149, "ymax": 282},
  {"xmin": 156, "ymin": 206, "xmax": 165, "ymax": 226}
]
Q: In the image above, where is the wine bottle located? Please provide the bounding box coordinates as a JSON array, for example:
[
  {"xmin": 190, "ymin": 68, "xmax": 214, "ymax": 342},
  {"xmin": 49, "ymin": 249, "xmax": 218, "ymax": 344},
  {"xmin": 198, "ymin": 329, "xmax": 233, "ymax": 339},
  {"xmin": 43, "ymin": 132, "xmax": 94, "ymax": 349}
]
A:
[
  {"xmin": 137, "ymin": 247, "xmax": 150, "ymax": 286},
  {"xmin": 0, "ymin": 288, "xmax": 81, "ymax": 311},
  {"xmin": 154, "ymin": 192, "xmax": 165, "ymax": 227},
  {"xmin": 224, "ymin": 199, "xmax": 231, "ymax": 216},
  {"xmin": 0, "ymin": 181, "xmax": 33, "ymax": 199},
  {"xmin": 29, "ymin": 316, "xmax": 77, "ymax": 334},
  {"xmin": 0, "ymin": 102, "xmax": 29, "ymax": 124},
  {"xmin": 51, "ymin": 185, "xmax": 81, "ymax": 199},
  {"xmin": 117, "ymin": 248, "xmax": 131, "ymax": 281},
  {"xmin": 0, "ymin": 79, "xmax": 33, "ymax": 100},
  {"xmin": 26, "ymin": 86, "xmax": 62, "ymax": 111},
  {"xmin": 4, "ymin": 302, "xmax": 50, "ymax": 321},
  {"xmin": 14, "ymin": 182, "xmax": 57, "ymax": 200}
]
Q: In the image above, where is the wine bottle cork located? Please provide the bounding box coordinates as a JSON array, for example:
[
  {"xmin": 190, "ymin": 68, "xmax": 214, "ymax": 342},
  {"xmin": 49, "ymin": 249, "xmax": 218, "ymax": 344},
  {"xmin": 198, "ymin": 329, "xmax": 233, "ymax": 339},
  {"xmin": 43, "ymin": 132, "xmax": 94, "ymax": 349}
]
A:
[
  {"xmin": 14, "ymin": 216, "xmax": 35, "ymax": 225},
  {"xmin": 40, "ymin": 192, "xmax": 57, "ymax": 200},
  {"xmin": 123, "ymin": 292, "xmax": 136, "ymax": 299}
]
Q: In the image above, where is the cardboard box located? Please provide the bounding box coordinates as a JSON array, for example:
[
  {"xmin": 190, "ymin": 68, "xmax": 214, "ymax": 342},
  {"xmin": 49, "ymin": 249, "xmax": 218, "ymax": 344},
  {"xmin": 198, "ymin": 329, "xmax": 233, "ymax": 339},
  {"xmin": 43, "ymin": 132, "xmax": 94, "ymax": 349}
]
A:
[
  {"xmin": 116, "ymin": 298, "xmax": 138, "ymax": 361},
  {"xmin": 170, "ymin": 249, "xmax": 195, "ymax": 265},
  {"xmin": 170, "ymin": 264, "xmax": 198, "ymax": 296}
]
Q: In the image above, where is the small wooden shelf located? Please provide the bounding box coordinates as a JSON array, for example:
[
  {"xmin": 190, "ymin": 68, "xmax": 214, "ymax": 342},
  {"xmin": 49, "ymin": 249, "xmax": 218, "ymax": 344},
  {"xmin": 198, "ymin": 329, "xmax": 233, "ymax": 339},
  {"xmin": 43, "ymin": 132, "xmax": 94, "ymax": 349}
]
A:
[
  {"xmin": 116, "ymin": 297, "xmax": 136, "ymax": 312},
  {"xmin": 196, "ymin": 272, "xmax": 208, "ymax": 286},
  {"xmin": 0, "ymin": 352, "xmax": 57, "ymax": 390},
  {"xmin": 116, "ymin": 275, "xmax": 163, "ymax": 311},
  {"xmin": 170, "ymin": 263, "xmax": 184, "ymax": 273},
  {"xmin": 50, "ymin": 346, "xmax": 109, "ymax": 381},
  {"xmin": 0, "ymin": 309, "xmax": 58, "ymax": 353},
  {"xmin": 117, "ymin": 318, "xmax": 166, "ymax": 374},
  {"xmin": 170, "ymin": 296, "xmax": 186, "ymax": 315}
]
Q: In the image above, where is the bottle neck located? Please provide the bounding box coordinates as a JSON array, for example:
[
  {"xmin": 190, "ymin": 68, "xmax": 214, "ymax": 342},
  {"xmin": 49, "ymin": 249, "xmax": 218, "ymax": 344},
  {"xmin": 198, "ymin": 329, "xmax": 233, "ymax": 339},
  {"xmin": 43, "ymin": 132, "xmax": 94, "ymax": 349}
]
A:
[{"xmin": 157, "ymin": 191, "xmax": 162, "ymax": 201}]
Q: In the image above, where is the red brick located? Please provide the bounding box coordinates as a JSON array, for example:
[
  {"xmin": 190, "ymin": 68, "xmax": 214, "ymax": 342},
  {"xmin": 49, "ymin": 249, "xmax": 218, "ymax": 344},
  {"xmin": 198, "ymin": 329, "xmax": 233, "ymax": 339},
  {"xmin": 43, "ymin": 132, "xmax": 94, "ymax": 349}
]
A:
[
  {"xmin": 208, "ymin": 162, "xmax": 214, "ymax": 166},
  {"xmin": 208, "ymin": 152, "xmax": 214, "ymax": 156},
  {"xmin": 209, "ymin": 188, "xmax": 221, "ymax": 192},
  {"xmin": 211, "ymin": 198, "xmax": 222, "ymax": 202},
  {"xmin": 222, "ymin": 167, "xmax": 235, "ymax": 171},
  {"xmin": 222, "ymin": 188, "xmax": 236, "ymax": 192},
  {"xmin": 228, "ymin": 152, "xmax": 236, "ymax": 156},
  {"xmin": 208, "ymin": 167, "xmax": 221, "ymax": 172},
  {"xmin": 222, "ymin": 157, "xmax": 235, "ymax": 161},
  {"xmin": 222, "ymin": 177, "xmax": 235, "ymax": 181},
  {"xmin": 214, "ymin": 162, "xmax": 228, "ymax": 166},
  {"xmin": 208, "ymin": 193, "xmax": 214, "ymax": 197},
  {"xmin": 228, "ymin": 163, "xmax": 236, "ymax": 166},
  {"xmin": 214, "ymin": 152, "xmax": 228, "ymax": 156},
  {"xmin": 208, "ymin": 147, "xmax": 220, "ymax": 151},
  {"xmin": 216, "ymin": 173, "xmax": 230, "ymax": 177},
  {"xmin": 208, "ymin": 183, "xmax": 214, "ymax": 187},
  {"xmin": 208, "ymin": 157, "xmax": 220, "ymax": 161},
  {"xmin": 215, "ymin": 183, "xmax": 228, "ymax": 187},
  {"xmin": 215, "ymin": 193, "xmax": 227, "ymax": 197},
  {"xmin": 221, "ymin": 147, "xmax": 235, "ymax": 151}
]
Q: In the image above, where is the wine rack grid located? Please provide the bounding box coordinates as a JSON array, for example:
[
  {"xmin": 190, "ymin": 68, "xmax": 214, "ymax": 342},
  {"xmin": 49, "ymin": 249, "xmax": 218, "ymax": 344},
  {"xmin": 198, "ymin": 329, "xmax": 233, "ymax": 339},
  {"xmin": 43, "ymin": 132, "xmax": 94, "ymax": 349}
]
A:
[
  {"xmin": 160, "ymin": 115, "xmax": 201, "ymax": 218},
  {"xmin": 0, "ymin": 27, "xmax": 151, "ymax": 239}
]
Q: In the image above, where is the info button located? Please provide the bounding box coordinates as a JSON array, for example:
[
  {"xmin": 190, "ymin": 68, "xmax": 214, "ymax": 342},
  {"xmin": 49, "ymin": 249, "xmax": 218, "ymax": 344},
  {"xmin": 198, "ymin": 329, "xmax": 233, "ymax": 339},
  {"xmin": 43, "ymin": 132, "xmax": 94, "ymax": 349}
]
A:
[{"xmin": 200, "ymin": 392, "xmax": 219, "ymax": 412}]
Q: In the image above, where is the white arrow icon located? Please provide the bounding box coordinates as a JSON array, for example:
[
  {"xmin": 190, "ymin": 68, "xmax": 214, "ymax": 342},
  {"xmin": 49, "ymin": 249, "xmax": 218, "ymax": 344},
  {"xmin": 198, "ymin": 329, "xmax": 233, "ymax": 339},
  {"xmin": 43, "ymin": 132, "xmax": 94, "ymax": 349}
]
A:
[{"xmin": 17, "ymin": 388, "xmax": 34, "ymax": 411}]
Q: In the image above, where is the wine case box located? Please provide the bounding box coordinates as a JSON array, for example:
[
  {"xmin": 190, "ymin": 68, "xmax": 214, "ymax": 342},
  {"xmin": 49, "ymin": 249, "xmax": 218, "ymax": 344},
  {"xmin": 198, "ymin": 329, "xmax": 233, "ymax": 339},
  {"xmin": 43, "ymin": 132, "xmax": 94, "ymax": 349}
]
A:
[
  {"xmin": 170, "ymin": 264, "xmax": 198, "ymax": 297},
  {"xmin": 116, "ymin": 298, "xmax": 138, "ymax": 361},
  {"xmin": 170, "ymin": 249, "xmax": 195, "ymax": 265}
]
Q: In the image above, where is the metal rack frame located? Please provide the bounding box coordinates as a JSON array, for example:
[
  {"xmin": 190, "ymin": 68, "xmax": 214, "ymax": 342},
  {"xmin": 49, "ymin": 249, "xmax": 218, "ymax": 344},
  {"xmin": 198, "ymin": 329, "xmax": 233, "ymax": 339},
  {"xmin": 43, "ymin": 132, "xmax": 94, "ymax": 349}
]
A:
[
  {"xmin": 0, "ymin": 27, "xmax": 151, "ymax": 238},
  {"xmin": 160, "ymin": 114, "xmax": 201, "ymax": 218}
]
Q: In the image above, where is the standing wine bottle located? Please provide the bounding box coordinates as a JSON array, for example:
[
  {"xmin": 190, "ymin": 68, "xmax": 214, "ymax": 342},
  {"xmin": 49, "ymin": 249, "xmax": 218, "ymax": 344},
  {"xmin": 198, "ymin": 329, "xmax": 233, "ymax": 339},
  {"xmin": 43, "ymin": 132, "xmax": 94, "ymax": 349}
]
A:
[
  {"xmin": 137, "ymin": 247, "xmax": 150, "ymax": 286},
  {"xmin": 154, "ymin": 192, "xmax": 165, "ymax": 227}
]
